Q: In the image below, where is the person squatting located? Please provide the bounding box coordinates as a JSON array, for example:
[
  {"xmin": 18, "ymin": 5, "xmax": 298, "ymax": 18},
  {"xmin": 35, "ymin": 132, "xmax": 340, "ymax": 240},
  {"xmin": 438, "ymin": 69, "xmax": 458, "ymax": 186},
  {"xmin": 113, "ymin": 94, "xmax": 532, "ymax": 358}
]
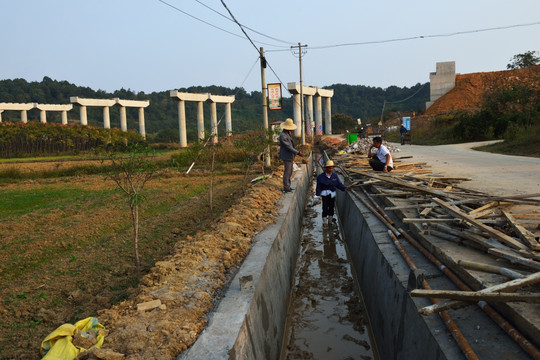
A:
[
  {"xmin": 367, "ymin": 136, "xmax": 393, "ymax": 172},
  {"xmin": 316, "ymin": 160, "xmax": 347, "ymax": 228}
]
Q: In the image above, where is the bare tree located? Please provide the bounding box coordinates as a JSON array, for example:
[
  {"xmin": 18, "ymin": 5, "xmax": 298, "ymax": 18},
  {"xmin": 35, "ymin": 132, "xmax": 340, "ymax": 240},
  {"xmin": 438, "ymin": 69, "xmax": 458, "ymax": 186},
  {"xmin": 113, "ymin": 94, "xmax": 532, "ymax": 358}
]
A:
[{"xmin": 105, "ymin": 144, "xmax": 159, "ymax": 269}]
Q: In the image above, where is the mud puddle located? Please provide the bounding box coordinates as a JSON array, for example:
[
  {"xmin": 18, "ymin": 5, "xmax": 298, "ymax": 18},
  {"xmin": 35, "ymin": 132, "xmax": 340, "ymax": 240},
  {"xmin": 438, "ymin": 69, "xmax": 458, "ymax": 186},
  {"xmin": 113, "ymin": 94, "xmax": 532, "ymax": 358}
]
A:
[{"xmin": 280, "ymin": 183, "xmax": 377, "ymax": 360}]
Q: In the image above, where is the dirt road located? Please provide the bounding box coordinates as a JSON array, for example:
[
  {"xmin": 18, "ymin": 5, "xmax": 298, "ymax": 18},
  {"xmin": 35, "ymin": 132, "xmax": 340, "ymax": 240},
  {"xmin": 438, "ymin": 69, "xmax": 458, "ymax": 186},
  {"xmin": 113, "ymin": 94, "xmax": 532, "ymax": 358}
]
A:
[{"xmin": 393, "ymin": 141, "xmax": 540, "ymax": 196}]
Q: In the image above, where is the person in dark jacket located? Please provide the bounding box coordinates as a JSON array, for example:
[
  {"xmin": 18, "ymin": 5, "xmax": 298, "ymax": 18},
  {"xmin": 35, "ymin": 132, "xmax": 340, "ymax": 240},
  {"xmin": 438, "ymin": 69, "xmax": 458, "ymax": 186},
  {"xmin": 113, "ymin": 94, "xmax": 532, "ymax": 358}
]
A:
[
  {"xmin": 316, "ymin": 160, "xmax": 347, "ymax": 227},
  {"xmin": 400, "ymin": 124, "xmax": 407, "ymax": 145},
  {"xmin": 279, "ymin": 118, "xmax": 302, "ymax": 193}
]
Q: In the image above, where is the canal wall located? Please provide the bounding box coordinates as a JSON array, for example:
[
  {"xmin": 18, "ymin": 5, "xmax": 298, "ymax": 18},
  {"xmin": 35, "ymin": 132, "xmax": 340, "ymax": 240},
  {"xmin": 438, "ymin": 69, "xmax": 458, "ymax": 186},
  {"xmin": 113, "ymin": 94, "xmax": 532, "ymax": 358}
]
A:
[
  {"xmin": 336, "ymin": 190, "xmax": 450, "ymax": 360},
  {"xmin": 179, "ymin": 158, "xmax": 312, "ymax": 360}
]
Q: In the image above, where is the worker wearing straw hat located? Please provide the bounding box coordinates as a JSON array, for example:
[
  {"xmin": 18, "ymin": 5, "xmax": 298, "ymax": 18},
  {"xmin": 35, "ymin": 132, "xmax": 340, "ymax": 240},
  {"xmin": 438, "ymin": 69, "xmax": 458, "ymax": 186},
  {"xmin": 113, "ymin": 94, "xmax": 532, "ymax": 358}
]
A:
[
  {"xmin": 279, "ymin": 118, "xmax": 302, "ymax": 193},
  {"xmin": 316, "ymin": 160, "xmax": 347, "ymax": 227}
]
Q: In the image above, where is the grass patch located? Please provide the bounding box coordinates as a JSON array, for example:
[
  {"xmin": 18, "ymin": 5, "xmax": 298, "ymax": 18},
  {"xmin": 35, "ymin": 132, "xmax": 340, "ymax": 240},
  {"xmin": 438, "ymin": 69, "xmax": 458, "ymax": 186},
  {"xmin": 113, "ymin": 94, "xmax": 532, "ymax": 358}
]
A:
[
  {"xmin": 0, "ymin": 186, "xmax": 114, "ymax": 218},
  {"xmin": 0, "ymin": 163, "xmax": 246, "ymax": 358}
]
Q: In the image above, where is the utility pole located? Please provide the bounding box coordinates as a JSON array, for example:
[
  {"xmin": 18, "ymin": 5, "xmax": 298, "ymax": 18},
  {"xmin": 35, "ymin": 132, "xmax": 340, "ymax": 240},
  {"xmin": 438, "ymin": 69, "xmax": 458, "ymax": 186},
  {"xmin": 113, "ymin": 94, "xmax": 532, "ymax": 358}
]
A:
[
  {"xmin": 291, "ymin": 42, "xmax": 308, "ymax": 145},
  {"xmin": 260, "ymin": 47, "xmax": 271, "ymax": 167},
  {"xmin": 380, "ymin": 99, "xmax": 386, "ymax": 124}
]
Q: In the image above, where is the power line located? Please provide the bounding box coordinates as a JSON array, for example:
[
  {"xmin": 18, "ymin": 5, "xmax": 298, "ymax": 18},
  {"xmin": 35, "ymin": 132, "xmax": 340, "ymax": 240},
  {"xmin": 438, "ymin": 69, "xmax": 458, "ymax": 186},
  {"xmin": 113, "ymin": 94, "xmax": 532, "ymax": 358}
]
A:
[
  {"xmin": 219, "ymin": 0, "xmax": 259, "ymax": 52},
  {"xmin": 157, "ymin": 0, "xmax": 288, "ymax": 48},
  {"xmin": 193, "ymin": 0, "xmax": 294, "ymax": 45},
  {"xmin": 385, "ymin": 83, "xmax": 428, "ymax": 104},
  {"xmin": 267, "ymin": 21, "xmax": 540, "ymax": 52},
  {"xmin": 217, "ymin": 0, "xmax": 295, "ymax": 97}
]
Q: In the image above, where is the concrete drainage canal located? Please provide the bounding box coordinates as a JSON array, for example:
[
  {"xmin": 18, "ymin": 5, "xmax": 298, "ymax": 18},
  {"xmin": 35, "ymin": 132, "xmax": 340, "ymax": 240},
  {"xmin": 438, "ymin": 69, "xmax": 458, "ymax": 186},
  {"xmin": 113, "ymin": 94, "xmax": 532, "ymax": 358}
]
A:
[{"xmin": 279, "ymin": 182, "xmax": 378, "ymax": 360}]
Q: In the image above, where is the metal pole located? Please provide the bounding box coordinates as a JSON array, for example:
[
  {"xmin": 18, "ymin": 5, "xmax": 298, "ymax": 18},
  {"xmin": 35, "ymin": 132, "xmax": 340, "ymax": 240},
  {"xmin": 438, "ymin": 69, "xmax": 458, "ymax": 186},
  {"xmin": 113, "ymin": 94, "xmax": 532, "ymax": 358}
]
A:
[
  {"xmin": 380, "ymin": 99, "xmax": 386, "ymax": 125},
  {"xmin": 260, "ymin": 47, "xmax": 271, "ymax": 167},
  {"xmin": 298, "ymin": 42, "xmax": 305, "ymax": 145},
  {"xmin": 291, "ymin": 42, "xmax": 308, "ymax": 145}
]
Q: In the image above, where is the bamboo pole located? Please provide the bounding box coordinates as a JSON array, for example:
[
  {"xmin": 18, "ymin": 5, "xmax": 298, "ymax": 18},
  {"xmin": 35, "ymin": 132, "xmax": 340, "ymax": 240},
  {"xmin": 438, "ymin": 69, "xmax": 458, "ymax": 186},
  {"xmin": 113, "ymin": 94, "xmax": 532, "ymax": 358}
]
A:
[
  {"xmin": 457, "ymin": 259, "xmax": 525, "ymax": 279},
  {"xmin": 397, "ymin": 228, "xmax": 540, "ymax": 359},
  {"xmin": 385, "ymin": 193, "xmax": 540, "ymax": 211},
  {"xmin": 433, "ymin": 198, "xmax": 529, "ymax": 251},
  {"xmin": 411, "ymin": 289, "xmax": 540, "ymax": 303},
  {"xmin": 359, "ymin": 186, "xmax": 394, "ymax": 225},
  {"xmin": 487, "ymin": 248, "xmax": 540, "ymax": 271},
  {"xmin": 419, "ymin": 271, "xmax": 540, "ymax": 316},
  {"xmin": 387, "ymin": 231, "xmax": 478, "ymax": 360},
  {"xmin": 349, "ymin": 189, "xmax": 400, "ymax": 237}
]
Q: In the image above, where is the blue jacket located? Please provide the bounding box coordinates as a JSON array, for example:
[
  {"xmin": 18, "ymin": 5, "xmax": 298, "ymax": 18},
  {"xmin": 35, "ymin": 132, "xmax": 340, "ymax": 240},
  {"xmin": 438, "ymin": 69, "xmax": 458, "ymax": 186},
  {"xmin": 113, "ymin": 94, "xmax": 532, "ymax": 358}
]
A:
[{"xmin": 316, "ymin": 171, "xmax": 346, "ymax": 196}]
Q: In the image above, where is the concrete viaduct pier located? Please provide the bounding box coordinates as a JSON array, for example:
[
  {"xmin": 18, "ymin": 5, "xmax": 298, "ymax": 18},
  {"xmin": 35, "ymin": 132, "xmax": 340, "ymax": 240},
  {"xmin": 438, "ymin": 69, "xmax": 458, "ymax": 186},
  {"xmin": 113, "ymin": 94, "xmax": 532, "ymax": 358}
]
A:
[
  {"xmin": 170, "ymin": 91, "xmax": 235, "ymax": 147},
  {"xmin": 0, "ymin": 102, "xmax": 72, "ymax": 124},
  {"xmin": 287, "ymin": 82, "xmax": 334, "ymax": 136},
  {"xmin": 70, "ymin": 97, "xmax": 150, "ymax": 138}
]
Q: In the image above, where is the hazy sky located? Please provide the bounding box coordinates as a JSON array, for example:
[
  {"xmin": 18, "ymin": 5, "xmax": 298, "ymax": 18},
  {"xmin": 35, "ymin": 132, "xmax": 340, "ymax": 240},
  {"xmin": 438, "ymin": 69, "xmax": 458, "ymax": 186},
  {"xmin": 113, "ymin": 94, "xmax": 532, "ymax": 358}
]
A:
[{"xmin": 1, "ymin": 0, "xmax": 539, "ymax": 95}]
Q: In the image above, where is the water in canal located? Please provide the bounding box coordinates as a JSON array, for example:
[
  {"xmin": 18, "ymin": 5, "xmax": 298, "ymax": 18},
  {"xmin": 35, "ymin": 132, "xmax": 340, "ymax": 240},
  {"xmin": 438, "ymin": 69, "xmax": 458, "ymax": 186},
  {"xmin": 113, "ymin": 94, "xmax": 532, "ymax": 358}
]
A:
[{"xmin": 280, "ymin": 183, "xmax": 378, "ymax": 360}]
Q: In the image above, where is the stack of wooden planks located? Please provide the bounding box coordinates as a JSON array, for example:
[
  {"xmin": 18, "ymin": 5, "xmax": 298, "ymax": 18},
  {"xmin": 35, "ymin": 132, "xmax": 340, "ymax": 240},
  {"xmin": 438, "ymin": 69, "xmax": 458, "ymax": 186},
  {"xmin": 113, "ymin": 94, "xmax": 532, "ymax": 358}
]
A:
[{"xmin": 333, "ymin": 151, "xmax": 540, "ymax": 356}]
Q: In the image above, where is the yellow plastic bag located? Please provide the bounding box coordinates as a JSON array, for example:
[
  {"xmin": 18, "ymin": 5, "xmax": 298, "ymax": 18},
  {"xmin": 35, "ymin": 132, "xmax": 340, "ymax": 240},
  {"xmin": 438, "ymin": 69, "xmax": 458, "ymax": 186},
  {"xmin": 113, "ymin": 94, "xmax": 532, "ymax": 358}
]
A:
[{"xmin": 40, "ymin": 317, "xmax": 105, "ymax": 359}]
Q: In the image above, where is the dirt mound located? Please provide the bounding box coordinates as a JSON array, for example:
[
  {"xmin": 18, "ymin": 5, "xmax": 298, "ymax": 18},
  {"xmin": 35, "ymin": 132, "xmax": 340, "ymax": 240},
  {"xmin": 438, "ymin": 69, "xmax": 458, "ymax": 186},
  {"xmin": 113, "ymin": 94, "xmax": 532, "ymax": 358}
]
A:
[
  {"xmin": 96, "ymin": 173, "xmax": 284, "ymax": 359},
  {"xmin": 425, "ymin": 65, "xmax": 540, "ymax": 115}
]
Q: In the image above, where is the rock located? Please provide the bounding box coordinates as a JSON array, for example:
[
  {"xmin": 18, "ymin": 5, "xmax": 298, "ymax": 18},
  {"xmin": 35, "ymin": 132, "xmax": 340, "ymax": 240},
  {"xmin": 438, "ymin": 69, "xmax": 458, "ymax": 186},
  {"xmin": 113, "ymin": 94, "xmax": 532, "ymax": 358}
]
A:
[
  {"xmin": 136, "ymin": 299, "xmax": 162, "ymax": 312},
  {"xmin": 75, "ymin": 348, "xmax": 125, "ymax": 360}
]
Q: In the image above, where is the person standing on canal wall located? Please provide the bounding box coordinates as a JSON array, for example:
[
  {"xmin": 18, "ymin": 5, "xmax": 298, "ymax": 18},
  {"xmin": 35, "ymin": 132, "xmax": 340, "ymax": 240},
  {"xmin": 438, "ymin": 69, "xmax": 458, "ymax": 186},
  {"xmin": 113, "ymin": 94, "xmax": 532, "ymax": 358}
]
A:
[
  {"xmin": 316, "ymin": 160, "xmax": 347, "ymax": 228},
  {"xmin": 279, "ymin": 118, "xmax": 302, "ymax": 193},
  {"xmin": 368, "ymin": 136, "xmax": 393, "ymax": 172}
]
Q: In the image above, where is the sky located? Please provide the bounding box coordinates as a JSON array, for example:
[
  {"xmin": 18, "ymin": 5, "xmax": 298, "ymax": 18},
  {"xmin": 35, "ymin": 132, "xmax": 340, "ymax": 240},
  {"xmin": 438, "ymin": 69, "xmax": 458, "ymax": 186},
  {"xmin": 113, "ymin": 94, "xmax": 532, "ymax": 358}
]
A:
[{"xmin": 1, "ymin": 0, "xmax": 539, "ymax": 96}]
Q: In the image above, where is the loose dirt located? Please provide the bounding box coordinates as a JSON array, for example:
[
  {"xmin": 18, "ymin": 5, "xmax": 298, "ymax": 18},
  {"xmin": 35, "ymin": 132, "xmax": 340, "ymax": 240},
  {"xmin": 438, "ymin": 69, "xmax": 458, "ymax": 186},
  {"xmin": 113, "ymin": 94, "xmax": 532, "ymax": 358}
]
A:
[
  {"xmin": 95, "ymin": 173, "xmax": 284, "ymax": 359},
  {"xmin": 425, "ymin": 65, "xmax": 540, "ymax": 115},
  {"xmin": 0, "ymin": 160, "xmax": 285, "ymax": 359}
]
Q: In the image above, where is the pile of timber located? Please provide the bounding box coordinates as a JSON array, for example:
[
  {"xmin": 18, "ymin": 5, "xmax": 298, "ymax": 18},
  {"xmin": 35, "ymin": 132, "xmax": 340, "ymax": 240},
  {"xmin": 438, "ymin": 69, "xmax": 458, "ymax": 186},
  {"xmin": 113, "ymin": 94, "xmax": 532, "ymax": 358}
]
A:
[{"xmin": 333, "ymin": 152, "xmax": 540, "ymax": 358}]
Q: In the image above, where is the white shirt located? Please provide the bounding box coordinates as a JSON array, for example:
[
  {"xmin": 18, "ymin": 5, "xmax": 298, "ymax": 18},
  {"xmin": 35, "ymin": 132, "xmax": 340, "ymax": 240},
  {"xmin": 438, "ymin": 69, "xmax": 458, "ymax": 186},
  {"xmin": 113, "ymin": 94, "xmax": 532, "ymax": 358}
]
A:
[{"xmin": 376, "ymin": 144, "xmax": 393, "ymax": 168}]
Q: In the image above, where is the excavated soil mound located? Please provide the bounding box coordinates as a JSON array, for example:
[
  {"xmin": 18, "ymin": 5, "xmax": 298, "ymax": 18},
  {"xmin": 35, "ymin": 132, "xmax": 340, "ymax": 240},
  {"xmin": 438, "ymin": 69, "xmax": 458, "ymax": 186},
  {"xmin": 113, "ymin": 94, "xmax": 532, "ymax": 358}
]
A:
[
  {"xmin": 95, "ymin": 172, "xmax": 284, "ymax": 359},
  {"xmin": 425, "ymin": 65, "xmax": 540, "ymax": 115}
]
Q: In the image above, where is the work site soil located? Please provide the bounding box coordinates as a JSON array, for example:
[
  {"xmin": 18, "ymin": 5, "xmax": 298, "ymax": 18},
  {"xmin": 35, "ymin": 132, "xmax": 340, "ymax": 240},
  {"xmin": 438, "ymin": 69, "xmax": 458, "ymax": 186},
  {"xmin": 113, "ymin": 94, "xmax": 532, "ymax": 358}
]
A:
[{"xmin": 0, "ymin": 157, "xmax": 286, "ymax": 359}]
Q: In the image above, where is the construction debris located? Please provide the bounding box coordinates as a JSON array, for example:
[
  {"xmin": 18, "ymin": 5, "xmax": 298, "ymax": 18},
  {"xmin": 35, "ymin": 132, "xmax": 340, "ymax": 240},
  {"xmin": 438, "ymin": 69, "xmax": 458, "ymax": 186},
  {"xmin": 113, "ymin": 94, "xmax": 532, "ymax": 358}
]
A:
[{"xmin": 330, "ymin": 148, "xmax": 540, "ymax": 358}]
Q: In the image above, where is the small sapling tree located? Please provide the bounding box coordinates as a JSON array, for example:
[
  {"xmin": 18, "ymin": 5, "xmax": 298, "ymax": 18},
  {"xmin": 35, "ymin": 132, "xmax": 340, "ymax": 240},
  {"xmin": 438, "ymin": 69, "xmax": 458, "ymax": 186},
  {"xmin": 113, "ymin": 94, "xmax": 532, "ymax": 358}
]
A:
[{"xmin": 104, "ymin": 144, "xmax": 159, "ymax": 269}]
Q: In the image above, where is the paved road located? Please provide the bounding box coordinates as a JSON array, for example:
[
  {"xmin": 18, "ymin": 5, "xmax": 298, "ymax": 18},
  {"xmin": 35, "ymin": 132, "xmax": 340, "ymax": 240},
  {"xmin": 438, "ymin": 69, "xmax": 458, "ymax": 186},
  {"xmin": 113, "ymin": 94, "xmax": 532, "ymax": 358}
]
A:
[{"xmin": 391, "ymin": 141, "xmax": 540, "ymax": 196}]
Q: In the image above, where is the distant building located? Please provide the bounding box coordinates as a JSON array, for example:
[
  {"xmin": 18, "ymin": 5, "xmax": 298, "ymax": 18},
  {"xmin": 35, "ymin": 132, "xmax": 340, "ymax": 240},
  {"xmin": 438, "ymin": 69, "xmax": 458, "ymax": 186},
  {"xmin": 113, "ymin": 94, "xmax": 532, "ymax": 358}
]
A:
[{"xmin": 425, "ymin": 61, "xmax": 456, "ymax": 109}]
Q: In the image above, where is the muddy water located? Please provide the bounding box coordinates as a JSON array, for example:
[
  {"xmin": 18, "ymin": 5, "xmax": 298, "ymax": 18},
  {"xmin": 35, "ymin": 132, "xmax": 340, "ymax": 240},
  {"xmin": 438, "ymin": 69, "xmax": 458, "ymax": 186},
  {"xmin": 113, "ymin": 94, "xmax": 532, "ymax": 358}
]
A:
[{"xmin": 280, "ymin": 184, "xmax": 377, "ymax": 360}]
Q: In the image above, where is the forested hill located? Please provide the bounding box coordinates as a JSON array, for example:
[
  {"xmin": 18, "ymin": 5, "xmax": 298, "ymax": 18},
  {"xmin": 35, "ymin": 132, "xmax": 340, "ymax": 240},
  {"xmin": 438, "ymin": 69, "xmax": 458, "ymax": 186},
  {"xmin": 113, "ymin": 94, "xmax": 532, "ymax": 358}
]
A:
[{"xmin": 0, "ymin": 77, "xmax": 429, "ymax": 140}]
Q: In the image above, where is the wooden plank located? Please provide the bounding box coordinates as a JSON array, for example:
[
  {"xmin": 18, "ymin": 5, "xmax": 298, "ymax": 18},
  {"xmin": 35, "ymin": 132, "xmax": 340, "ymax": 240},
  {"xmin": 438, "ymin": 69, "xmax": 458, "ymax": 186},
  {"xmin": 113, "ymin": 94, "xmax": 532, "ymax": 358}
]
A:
[
  {"xmin": 487, "ymin": 248, "xmax": 540, "ymax": 271},
  {"xmin": 403, "ymin": 218, "xmax": 458, "ymax": 223},
  {"xmin": 384, "ymin": 193, "xmax": 540, "ymax": 211},
  {"xmin": 418, "ymin": 271, "xmax": 540, "ymax": 316},
  {"xmin": 468, "ymin": 201, "xmax": 500, "ymax": 215},
  {"xmin": 420, "ymin": 207, "xmax": 433, "ymax": 217},
  {"xmin": 411, "ymin": 289, "xmax": 540, "ymax": 303},
  {"xmin": 502, "ymin": 210, "xmax": 540, "ymax": 250},
  {"xmin": 457, "ymin": 259, "xmax": 525, "ymax": 279},
  {"xmin": 432, "ymin": 198, "xmax": 529, "ymax": 251},
  {"xmin": 353, "ymin": 172, "xmax": 464, "ymax": 200}
]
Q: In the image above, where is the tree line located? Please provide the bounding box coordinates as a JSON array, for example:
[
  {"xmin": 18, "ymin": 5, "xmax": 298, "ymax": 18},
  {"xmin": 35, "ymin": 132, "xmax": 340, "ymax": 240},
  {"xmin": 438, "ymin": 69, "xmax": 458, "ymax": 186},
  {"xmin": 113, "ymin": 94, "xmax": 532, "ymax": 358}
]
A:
[{"xmin": 0, "ymin": 77, "xmax": 430, "ymax": 141}]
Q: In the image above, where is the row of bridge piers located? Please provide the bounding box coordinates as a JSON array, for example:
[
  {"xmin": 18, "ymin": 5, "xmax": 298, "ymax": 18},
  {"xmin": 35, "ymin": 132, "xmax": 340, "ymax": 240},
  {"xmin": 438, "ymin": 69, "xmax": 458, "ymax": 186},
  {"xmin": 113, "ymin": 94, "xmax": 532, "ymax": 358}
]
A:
[{"xmin": 0, "ymin": 82, "xmax": 334, "ymax": 146}]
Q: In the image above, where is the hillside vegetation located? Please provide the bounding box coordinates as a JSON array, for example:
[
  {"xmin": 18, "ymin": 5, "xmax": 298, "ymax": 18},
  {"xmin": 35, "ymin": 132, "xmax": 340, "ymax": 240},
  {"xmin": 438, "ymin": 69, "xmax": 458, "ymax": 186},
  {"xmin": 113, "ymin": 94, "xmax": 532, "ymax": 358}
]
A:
[
  {"xmin": 0, "ymin": 77, "xmax": 429, "ymax": 142},
  {"xmin": 385, "ymin": 65, "xmax": 540, "ymax": 156}
]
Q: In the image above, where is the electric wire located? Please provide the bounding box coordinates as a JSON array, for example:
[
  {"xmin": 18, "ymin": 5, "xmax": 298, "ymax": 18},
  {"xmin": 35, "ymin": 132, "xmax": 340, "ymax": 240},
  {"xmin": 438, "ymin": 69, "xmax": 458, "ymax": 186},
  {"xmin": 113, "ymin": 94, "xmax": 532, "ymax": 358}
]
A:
[
  {"xmin": 184, "ymin": 55, "xmax": 260, "ymax": 173},
  {"xmin": 266, "ymin": 21, "xmax": 540, "ymax": 52},
  {"xmin": 217, "ymin": 0, "xmax": 297, "ymax": 100},
  {"xmin": 157, "ymin": 0, "xmax": 288, "ymax": 48},
  {"xmin": 219, "ymin": 0, "xmax": 260, "ymax": 52},
  {"xmin": 193, "ymin": 0, "xmax": 294, "ymax": 45},
  {"xmin": 385, "ymin": 83, "xmax": 428, "ymax": 104}
]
